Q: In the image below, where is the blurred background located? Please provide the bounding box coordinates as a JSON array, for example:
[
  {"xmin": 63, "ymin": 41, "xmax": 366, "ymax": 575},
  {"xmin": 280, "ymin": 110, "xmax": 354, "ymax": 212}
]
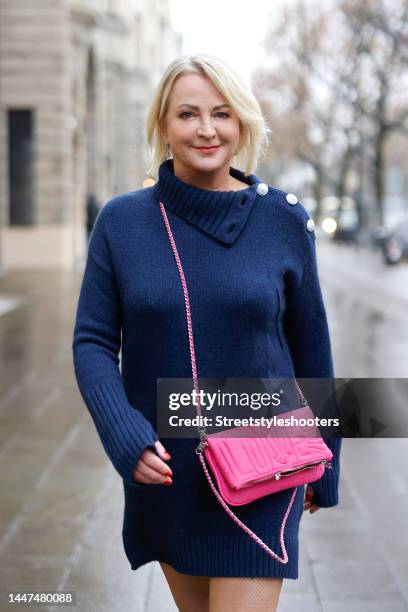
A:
[{"xmin": 0, "ymin": 1, "xmax": 407, "ymax": 611}]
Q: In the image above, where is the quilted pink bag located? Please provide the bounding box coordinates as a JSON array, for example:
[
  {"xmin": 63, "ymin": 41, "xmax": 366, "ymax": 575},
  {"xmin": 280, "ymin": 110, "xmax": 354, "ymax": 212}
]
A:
[{"xmin": 159, "ymin": 200, "xmax": 333, "ymax": 564}]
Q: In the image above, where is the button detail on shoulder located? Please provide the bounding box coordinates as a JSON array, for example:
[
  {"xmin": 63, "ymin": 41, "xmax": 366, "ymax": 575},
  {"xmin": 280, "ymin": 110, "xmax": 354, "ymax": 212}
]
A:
[
  {"xmin": 256, "ymin": 182, "xmax": 268, "ymax": 196},
  {"xmin": 286, "ymin": 193, "xmax": 298, "ymax": 205},
  {"xmin": 306, "ymin": 219, "xmax": 315, "ymax": 232}
]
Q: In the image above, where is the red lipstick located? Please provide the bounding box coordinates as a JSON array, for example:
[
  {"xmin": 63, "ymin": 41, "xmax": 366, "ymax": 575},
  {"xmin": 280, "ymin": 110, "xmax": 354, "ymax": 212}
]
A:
[{"xmin": 194, "ymin": 145, "xmax": 220, "ymax": 154}]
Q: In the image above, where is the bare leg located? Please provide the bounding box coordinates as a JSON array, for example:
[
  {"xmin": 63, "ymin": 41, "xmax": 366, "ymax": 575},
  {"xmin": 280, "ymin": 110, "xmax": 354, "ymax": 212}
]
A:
[
  {"xmin": 159, "ymin": 562, "xmax": 210, "ymax": 612},
  {"xmin": 209, "ymin": 576, "xmax": 283, "ymax": 612}
]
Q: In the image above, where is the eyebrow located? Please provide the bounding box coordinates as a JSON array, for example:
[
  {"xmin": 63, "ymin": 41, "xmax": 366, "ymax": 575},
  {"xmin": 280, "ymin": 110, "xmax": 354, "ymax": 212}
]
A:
[{"xmin": 176, "ymin": 103, "xmax": 231, "ymax": 110}]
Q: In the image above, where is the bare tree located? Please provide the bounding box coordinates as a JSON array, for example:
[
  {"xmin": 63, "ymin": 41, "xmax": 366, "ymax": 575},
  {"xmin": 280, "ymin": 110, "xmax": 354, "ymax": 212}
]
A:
[
  {"xmin": 254, "ymin": 0, "xmax": 408, "ymax": 229},
  {"xmin": 340, "ymin": 0, "xmax": 408, "ymax": 226}
]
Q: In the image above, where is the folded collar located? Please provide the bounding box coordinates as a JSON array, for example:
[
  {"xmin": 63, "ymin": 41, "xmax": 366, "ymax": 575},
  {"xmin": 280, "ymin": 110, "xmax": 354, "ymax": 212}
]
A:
[{"xmin": 152, "ymin": 159, "xmax": 263, "ymax": 245}]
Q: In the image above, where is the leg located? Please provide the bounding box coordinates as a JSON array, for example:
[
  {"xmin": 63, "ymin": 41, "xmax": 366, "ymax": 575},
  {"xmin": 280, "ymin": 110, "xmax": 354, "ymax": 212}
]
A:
[
  {"xmin": 209, "ymin": 576, "xmax": 283, "ymax": 612},
  {"xmin": 159, "ymin": 562, "xmax": 210, "ymax": 612}
]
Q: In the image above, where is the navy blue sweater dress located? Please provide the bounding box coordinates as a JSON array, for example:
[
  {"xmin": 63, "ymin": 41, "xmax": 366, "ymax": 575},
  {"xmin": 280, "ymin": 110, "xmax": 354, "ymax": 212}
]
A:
[{"xmin": 72, "ymin": 158, "xmax": 342, "ymax": 579}]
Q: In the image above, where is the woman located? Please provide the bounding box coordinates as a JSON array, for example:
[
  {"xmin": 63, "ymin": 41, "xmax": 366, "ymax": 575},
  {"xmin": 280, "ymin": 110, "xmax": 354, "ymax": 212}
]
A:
[{"xmin": 72, "ymin": 54, "xmax": 342, "ymax": 611}]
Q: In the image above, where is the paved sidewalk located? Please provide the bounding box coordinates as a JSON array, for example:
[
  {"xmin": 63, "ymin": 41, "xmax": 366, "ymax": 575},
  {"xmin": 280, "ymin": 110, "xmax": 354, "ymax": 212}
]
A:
[{"xmin": 0, "ymin": 264, "xmax": 407, "ymax": 611}]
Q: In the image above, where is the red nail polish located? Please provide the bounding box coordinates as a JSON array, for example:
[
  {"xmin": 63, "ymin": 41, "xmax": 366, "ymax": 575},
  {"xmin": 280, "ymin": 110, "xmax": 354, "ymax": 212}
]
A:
[
  {"xmin": 165, "ymin": 471, "xmax": 173, "ymax": 477},
  {"xmin": 164, "ymin": 478, "xmax": 173, "ymax": 486}
]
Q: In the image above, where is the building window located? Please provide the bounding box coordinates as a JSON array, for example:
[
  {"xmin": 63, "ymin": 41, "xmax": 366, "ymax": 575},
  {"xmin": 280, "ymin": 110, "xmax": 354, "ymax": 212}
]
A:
[{"xmin": 8, "ymin": 109, "xmax": 35, "ymax": 226}]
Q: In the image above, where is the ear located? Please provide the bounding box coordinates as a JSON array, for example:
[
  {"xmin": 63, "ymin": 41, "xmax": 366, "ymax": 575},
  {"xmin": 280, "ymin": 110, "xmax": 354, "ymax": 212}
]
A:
[
  {"xmin": 158, "ymin": 118, "xmax": 167, "ymax": 142},
  {"xmin": 237, "ymin": 119, "xmax": 244, "ymax": 151}
]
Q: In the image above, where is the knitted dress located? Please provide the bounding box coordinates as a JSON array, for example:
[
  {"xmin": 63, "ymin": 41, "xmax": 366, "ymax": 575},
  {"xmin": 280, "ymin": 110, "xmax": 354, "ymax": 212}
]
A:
[{"xmin": 72, "ymin": 158, "xmax": 342, "ymax": 579}]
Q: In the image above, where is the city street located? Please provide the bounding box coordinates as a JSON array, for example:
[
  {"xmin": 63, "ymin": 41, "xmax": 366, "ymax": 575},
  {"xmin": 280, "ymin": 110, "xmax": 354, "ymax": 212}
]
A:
[
  {"xmin": 0, "ymin": 240, "xmax": 407, "ymax": 611},
  {"xmin": 318, "ymin": 239, "xmax": 408, "ymax": 378}
]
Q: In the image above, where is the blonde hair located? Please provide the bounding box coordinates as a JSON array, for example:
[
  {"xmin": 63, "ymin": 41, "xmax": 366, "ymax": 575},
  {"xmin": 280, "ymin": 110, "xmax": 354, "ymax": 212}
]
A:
[{"xmin": 145, "ymin": 54, "xmax": 271, "ymax": 180}]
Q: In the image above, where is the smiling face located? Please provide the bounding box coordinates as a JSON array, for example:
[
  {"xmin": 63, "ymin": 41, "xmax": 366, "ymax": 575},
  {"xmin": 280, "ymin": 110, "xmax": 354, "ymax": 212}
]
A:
[{"xmin": 159, "ymin": 72, "xmax": 242, "ymax": 187}]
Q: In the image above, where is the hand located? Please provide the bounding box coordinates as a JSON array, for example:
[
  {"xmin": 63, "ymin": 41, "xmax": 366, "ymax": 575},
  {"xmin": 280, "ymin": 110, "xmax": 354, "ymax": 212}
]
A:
[
  {"xmin": 132, "ymin": 440, "xmax": 173, "ymax": 486},
  {"xmin": 303, "ymin": 485, "xmax": 320, "ymax": 513}
]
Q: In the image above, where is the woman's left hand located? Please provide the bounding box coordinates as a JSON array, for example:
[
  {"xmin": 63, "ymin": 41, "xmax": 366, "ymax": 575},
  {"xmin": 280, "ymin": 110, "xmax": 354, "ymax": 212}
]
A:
[{"xmin": 303, "ymin": 485, "xmax": 320, "ymax": 513}]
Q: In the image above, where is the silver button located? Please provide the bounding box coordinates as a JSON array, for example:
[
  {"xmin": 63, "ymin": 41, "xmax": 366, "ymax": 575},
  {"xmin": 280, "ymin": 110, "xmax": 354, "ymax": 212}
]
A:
[
  {"xmin": 286, "ymin": 193, "xmax": 298, "ymax": 205},
  {"xmin": 256, "ymin": 182, "xmax": 268, "ymax": 196},
  {"xmin": 307, "ymin": 219, "xmax": 315, "ymax": 232}
]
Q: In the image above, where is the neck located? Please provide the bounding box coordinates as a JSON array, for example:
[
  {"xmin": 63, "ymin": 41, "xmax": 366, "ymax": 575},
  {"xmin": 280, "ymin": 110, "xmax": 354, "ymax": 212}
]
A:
[{"xmin": 172, "ymin": 158, "xmax": 234, "ymax": 191}]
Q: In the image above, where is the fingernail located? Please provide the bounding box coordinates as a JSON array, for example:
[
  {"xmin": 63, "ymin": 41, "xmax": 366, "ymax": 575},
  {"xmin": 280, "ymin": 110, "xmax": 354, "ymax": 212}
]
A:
[
  {"xmin": 164, "ymin": 452, "xmax": 171, "ymax": 459},
  {"xmin": 163, "ymin": 478, "xmax": 173, "ymax": 486},
  {"xmin": 165, "ymin": 471, "xmax": 173, "ymax": 477}
]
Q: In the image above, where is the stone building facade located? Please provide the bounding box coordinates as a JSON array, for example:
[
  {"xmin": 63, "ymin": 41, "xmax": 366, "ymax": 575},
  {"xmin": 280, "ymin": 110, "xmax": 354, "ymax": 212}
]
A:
[{"xmin": 0, "ymin": 0, "xmax": 180, "ymax": 271}]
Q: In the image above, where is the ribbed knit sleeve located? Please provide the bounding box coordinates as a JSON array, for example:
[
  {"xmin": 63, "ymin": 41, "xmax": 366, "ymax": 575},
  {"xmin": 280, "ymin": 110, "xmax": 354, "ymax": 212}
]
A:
[
  {"xmin": 72, "ymin": 202, "xmax": 159, "ymax": 487},
  {"xmin": 283, "ymin": 217, "xmax": 342, "ymax": 508}
]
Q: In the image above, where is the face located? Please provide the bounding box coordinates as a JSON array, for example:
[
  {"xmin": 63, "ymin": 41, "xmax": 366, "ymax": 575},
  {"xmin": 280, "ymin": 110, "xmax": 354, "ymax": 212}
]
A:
[{"xmin": 159, "ymin": 72, "xmax": 242, "ymax": 182}]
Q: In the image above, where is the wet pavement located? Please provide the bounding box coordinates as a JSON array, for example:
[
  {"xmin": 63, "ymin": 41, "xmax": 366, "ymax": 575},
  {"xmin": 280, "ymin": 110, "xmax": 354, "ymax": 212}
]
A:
[
  {"xmin": 318, "ymin": 240, "xmax": 408, "ymax": 378},
  {"xmin": 0, "ymin": 242, "xmax": 407, "ymax": 611}
]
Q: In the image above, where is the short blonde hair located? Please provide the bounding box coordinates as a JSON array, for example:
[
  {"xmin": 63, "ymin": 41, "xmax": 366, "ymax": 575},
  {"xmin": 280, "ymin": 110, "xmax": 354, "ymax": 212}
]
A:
[{"xmin": 145, "ymin": 54, "xmax": 270, "ymax": 180}]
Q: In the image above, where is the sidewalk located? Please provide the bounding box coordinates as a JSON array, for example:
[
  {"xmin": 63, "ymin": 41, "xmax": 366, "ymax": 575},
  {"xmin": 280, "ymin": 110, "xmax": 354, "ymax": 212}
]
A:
[{"xmin": 0, "ymin": 269, "xmax": 407, "ymax": 611}]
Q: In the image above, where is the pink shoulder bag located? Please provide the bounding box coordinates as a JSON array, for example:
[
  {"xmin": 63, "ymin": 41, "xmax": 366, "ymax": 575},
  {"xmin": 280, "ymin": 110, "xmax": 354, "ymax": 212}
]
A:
[{"xmin": 159, "ymin": 200, "xmax": 334, "ymax": 565}]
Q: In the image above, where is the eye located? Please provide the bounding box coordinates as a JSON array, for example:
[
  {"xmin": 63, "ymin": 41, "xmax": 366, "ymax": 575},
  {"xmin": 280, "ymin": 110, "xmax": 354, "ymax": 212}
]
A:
[{"xmin": 179, "ymin": 111, "xmax": 230, "ymax": 119}]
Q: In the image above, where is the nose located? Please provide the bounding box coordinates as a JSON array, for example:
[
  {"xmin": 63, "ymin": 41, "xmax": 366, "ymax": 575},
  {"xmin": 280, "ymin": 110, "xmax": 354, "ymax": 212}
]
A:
[{"xmin": 196, "ymin": 116, "xmax": 217, "ymax": 139}]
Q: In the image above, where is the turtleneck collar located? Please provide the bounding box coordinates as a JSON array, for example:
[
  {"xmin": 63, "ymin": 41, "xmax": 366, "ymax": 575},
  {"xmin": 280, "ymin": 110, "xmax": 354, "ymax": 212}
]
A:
[{"xmin": 152, "ymin": 158, "xmax": 264, "ymax": 245}]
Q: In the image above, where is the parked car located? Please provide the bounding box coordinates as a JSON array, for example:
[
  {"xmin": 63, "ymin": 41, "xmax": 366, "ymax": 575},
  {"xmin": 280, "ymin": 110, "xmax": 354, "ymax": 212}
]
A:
[
  {"xmin": 332, "ymin": 225, "xmax": 372, "ymax": 248},
  {"xmin": 381, "ymin": 221, "xmax": 408, "ymax": 264},
  {"xmin": 371, "ymin": 225, "xmax": 390, "ymax": 248},
  {"xmin": 331, "ymin": 226, "xmax": 360, "ymax": 244}
]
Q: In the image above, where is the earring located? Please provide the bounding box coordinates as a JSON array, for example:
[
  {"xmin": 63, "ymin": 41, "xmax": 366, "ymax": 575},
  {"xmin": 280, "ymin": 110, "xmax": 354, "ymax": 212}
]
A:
[{"xmin": 166, "ymin": 144, "xmax": 172, "ymax": 159}]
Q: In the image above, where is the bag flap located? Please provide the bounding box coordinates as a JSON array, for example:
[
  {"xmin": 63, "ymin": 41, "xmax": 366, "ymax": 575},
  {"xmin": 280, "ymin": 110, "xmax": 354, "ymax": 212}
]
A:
[{"xmin": 206, "ymin": 435, "xmax": 333, "ymax": 490}]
